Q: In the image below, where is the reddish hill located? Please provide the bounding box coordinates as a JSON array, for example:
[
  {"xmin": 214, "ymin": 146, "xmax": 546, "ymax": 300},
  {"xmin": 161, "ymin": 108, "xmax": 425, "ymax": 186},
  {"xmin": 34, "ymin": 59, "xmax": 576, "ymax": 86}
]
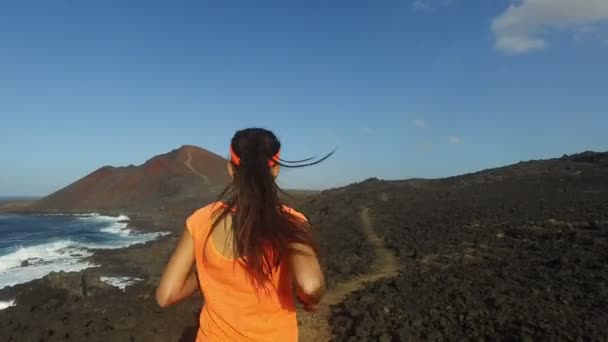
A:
[{"xmin": 29, "ymin": 145, "xmax": 230, "ymax": 213}]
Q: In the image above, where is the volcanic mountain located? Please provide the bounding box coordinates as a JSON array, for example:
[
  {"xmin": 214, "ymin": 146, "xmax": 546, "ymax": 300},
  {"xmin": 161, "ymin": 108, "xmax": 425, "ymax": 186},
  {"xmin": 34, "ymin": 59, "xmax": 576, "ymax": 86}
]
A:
[{"xmin": 29, "ymin": 145, "xmax": 230, "ymax": 213}]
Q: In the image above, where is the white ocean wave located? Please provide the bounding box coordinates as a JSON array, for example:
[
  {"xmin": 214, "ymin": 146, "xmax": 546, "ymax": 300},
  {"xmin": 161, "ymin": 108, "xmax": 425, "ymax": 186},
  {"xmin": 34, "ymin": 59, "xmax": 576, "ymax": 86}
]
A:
[
  {"xmin": 0, "ymin": 240, "xmax": 98, "ymax": 288},
  {"xmin": 78, "ymin": 214, "xmax": 135, "ymax": 238},
  {"xmin": 99, "ymin": 222, "xmax": 132, "ymax": 237},
  {"xmin": 76, "ymin": 213, "xmax": 127, "ymax": 223},
  {"xmin": 0, "ymin": 298, "xmax": 15, "ymax": 310},
  {"xmin": 36, "ymin": 213, "xmax": 100, "ymax": 217},
  {"xmin": 0, "ymin": 213, "xmax": 169, "ymax": 288},
  {"xmin": 0, "ymin": 240, "xmax": 93, "ymax": 272},
  {"xmin": 100, "ymin": 276, "xmax": 143, "ymax": 291},
  {"xmin": 81, "ymin": 231, "xmax": 169, "ymax": 250}
]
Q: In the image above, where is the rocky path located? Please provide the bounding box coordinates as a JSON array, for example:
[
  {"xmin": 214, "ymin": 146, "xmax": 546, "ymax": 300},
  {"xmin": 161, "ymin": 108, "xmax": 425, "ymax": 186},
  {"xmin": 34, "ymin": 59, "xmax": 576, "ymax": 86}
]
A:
[
  {"xmin": 185, "ymin": 152, "xmax": 210, "ymax": 185},
  {"xmin": 298, "ymin": 207, "xmax": 402, "ymax": 341}
]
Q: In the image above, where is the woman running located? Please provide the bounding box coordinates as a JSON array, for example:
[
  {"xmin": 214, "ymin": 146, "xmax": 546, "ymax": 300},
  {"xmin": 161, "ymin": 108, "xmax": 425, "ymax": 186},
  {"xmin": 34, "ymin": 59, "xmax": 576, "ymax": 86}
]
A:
[{"xmin": 156, "ymin": 128, "xmax": 333, "ymax": 341}]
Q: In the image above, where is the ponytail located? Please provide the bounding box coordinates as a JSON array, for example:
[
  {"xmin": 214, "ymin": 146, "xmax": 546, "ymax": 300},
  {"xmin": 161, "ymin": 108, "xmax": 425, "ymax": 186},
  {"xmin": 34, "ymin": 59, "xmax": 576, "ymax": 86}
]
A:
[{"xmin": 206, "ymin": 128, "xmax": 333, "ymax": 290}]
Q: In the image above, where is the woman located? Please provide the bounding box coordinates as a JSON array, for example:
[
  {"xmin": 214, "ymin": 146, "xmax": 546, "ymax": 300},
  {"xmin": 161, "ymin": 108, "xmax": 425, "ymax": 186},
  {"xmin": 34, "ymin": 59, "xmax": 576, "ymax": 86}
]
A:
[{"xmin": 156, "ymin": 128, "xmax": 333, "ymax": 341}]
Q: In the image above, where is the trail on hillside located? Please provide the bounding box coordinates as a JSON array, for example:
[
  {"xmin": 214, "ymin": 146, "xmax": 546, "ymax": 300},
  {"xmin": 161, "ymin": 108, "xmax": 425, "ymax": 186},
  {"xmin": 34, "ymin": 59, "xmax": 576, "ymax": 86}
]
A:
[
  {"xmin": 298, "ymin": 207, "xmax": 402, "ymax": 342},
  {"xmin": 185, "ymin": 152, "xmax": 210, "ymax": 185}
]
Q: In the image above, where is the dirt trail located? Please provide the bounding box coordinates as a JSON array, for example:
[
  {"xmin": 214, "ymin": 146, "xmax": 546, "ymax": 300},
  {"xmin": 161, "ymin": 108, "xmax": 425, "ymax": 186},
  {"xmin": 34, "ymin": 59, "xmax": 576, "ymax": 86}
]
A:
[
  {"xmin": 298, "ymin": 208, "xmax": 402, "ymax": 342},
  {"xmin": 185, "ymin": 152, "xmax": 210, "ymax": 185}
]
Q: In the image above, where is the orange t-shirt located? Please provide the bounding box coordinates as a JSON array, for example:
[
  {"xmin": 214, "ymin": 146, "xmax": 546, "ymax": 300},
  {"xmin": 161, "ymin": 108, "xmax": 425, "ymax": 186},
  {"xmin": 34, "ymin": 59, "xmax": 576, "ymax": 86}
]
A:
[{"xmin": 186, "ymin": 202, "xmax": 306, "ymax": 342}]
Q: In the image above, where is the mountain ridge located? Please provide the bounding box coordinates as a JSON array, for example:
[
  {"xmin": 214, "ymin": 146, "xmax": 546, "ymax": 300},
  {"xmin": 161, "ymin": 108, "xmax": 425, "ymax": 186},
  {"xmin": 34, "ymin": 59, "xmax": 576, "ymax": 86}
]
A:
[{"xmin": 27, "ymin": 145, "xmax": 230, "ymax": 213}]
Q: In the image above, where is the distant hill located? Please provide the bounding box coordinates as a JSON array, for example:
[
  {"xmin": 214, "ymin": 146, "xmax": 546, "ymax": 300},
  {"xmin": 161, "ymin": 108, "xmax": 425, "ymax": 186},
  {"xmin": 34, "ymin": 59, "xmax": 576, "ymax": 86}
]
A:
[{"xmin": 28, "ymin": 145, "xmax": 230, "ymax": 213}]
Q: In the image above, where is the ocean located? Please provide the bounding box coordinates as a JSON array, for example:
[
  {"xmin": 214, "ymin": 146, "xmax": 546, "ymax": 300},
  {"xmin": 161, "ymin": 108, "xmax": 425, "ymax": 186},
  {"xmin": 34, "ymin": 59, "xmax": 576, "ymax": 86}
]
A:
[{"xmin": 0, "ymin": 213, "xmax": 169, "ymax": 290}]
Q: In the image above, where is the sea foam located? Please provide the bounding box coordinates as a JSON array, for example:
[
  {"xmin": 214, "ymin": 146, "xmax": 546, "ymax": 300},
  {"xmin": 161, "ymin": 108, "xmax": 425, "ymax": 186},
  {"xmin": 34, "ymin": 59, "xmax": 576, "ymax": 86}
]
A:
[
  {"xmin": 0, "ymin": 298, "xmax": 15, "ymax": 310},
  {"xmin": 0, "ymin": 240, "xmax": 97, "ymax": 288},
  {"xmin": 100, "ymin": 276, "xmax": 143, "ymax": 291},
  {"xmin": 0, "ymin": 214, "xmax": 169, "ymax": 288}
]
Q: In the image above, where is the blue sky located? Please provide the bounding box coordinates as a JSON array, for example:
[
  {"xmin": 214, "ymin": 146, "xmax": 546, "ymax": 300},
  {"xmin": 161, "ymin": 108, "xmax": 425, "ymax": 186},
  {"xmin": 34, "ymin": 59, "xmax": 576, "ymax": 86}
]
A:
[{"xmin": 1, "ymin": 0, "xmax": 607, "ymax": 196}]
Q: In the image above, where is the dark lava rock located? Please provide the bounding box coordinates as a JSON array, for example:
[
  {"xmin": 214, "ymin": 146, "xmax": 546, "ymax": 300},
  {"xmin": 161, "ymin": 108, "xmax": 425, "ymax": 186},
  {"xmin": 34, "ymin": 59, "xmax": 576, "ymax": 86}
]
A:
[
  {"xmin": 299, "ymin": 192, "xmax": 376, "ymax": 288},
  {"xmin": 20, "ymin": 260, "xmax": 29, "ymax": 267},
  {"xmin": 328, "ymin": 154, "xmax": 608, "ymax": 340},
  {"xmin": 0, "ymin": 270, "xmax": 202, "ymax": 342}
]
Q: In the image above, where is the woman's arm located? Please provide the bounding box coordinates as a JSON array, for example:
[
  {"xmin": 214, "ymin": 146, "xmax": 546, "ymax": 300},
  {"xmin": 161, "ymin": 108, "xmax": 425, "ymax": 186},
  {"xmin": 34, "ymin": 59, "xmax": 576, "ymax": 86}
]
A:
[
  {"xmin": 289, "ymin": 243, "xmax": 326, "ymax": 312},
  {"xmin": 156, "ymin": 228, "xmax": 199, "ymax": 307}
]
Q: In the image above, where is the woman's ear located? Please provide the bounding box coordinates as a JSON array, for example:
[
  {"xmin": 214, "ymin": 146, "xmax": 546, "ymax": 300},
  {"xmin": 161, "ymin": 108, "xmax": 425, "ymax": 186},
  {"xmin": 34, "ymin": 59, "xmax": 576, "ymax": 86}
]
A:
[{"xmin": 271, "ymin": 164, "xmax": 280, "ymax": 179}]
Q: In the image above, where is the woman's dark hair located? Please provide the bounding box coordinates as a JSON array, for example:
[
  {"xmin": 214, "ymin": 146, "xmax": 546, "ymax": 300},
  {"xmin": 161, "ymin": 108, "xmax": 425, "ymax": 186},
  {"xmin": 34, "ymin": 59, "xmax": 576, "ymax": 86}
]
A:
[{"xmin": 206, "ymin": 128, "xmax": 334, "ymax": 290}]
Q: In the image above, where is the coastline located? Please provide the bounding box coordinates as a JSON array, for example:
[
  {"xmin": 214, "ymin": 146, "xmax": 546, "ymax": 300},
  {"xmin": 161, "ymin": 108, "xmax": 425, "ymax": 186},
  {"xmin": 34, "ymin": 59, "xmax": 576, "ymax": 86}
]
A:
[
  {"xmin": 0, "ymin": 199, "xmax": 37, "ymax": 213},
  {"xmin": 0, "ymin": 210, "xmax": 179, "ymax": 299},
  {"xmin": 0, "ymin": 207, "xmax": 205, "ymax": 342}
]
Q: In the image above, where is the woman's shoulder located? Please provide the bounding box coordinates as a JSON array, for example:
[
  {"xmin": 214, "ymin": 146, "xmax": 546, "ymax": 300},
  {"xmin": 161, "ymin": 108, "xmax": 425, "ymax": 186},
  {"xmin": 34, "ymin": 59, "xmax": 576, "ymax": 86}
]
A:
[
  {"xmin": 189, "ymin": 201, "xmax": 221, "ymax": 218},
  {"xmin": 186, "ymin": 202, "xmax": 224, "ymax": 233}
]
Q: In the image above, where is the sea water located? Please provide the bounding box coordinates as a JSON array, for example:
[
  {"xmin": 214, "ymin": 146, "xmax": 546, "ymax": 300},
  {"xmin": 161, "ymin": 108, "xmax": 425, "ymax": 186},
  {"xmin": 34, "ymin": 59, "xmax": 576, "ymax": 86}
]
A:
[{"xmin": 0, "ymin": 213, "xmax": 169, "ymax": 289}]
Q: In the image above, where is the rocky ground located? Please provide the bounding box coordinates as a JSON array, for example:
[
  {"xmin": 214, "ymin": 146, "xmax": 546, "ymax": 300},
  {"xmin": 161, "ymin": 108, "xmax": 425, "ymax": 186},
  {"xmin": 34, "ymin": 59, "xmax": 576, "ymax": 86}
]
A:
[
  {"xmin": 1, "ymin": 152, "xmax": 607, "ymax": 341},
  {"xmin": 0, "ymin": 269, "xmax": 203, "ymax": 342},
  {"xmin": 0, "ymin": 189, "xmax": 374, "ymax": 341},
  {"xmin": 329, "ymin": 152, "xmax": 608, "ymax": 341}
]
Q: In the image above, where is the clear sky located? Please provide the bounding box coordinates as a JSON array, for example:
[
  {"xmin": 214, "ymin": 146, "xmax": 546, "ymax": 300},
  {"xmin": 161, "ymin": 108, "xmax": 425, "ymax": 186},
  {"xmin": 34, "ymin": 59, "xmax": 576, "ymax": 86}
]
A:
[{"xmin": 1, "ymin": 0, "xmax": 607, "ymax": 196}]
